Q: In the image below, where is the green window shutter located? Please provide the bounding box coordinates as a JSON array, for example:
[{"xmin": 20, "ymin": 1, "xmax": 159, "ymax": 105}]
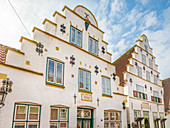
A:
[{"xmin": 143, "ymin": 93, "xmax": 145, "ymax": 99}]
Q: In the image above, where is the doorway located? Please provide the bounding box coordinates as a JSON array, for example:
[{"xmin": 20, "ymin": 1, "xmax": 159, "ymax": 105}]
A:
[
  {"xmin": 77, "ymin": 108, "xmax": 93, "ymax": 128},
  {"xmin": 144, "ymin": 119, "xmax": 150, "ymax": 128}
]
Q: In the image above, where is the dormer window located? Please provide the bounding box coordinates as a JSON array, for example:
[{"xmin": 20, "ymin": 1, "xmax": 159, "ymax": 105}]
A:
[
  {"xmin": 144, "ymin": 44, "xmax": 148, "ymax": 52},
  {"xmin": 88, "ymin": 36, "xmax": 98, "ymax": 56},
  {"xmin": 70, "ymin": 26, "xmax": 82, "ymax": 48}
]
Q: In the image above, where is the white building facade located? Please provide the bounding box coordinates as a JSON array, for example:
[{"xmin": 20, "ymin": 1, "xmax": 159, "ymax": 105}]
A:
[
  {"xmin": 0, "ymin": 5, "xmax": 128, "ymax": 128},
  {"xmin": 114, "ymin": 35, "xmax": 166, "ymax": 128}
]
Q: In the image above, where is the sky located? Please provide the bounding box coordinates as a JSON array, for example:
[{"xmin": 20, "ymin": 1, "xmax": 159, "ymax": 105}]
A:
[{"xmin": 0, "ymin": 0, "xmax": 170, "ymax": 79}]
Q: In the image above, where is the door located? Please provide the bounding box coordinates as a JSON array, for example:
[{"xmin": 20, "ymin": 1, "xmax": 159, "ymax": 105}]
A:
[
  {"xmin": 77, "ymin": 108, "xmax": 93, "ymax": 128},
  {"xmin": 144, "ymin": 119, "xmax": 150, "ymax": 128},
  {"xmin": 77, "ymin": 120, "xmax": 91, "ymax": 128}
]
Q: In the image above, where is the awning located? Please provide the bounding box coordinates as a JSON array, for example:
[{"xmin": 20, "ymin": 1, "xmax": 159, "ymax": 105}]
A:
[
  {"xmin": 135, "ymin": 117, "xmax": 144, "ymax": 121},
  {"xmin": 160, "ymin": 118, "xmax": 167, "ymax": 122},
  {"xmin": 154, "ymin": 118, "xmax": 161, "ymax": 121}
]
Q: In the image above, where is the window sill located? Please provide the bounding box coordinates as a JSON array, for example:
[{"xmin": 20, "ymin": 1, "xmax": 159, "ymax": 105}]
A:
[
  {"xmin": 46, "ymin": 82, "xmax": 65, "ymax": 89},
  {"xmin": 102, "ymin": 94, "xmax": 112, "ymax": 98},
  {"xmin": 78, "ymin": 89, "xmax": 93, "ymax": 94}
]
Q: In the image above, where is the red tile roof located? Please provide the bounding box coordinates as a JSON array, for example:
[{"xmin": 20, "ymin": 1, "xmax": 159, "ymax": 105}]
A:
[{"xmin": 0, "ymin": 44, "xmax": 7, "ymax": 63}]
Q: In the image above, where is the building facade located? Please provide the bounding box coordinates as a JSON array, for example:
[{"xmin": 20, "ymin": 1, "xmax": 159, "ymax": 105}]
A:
[
  {"xmin": 0, "ymin": 5, "xmax": 128, "ymax": 128},
  {"xmin": 162, "ymin": 78, "xmax": 170, "ymax": 128},
  {"xmin": 0, "ymin": 5, "xmax": 167, "ymax": 128},
  {"xmin": 113, "ymin": 35, "xmax": 166, "ymax": 128}
]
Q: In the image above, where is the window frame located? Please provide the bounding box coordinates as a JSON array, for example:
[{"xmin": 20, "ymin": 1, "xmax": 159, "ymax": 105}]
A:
[
  {"xmin": 104, "ymin": 111, "xmax": 121, "ymax": 128},
  {"xmin": 102, "ymin": 76, "xmax": 111, "ymax": 96},
  {"xmin": 46, "ymin": 57, "xmax": 65, "ymax": 86},
  {"xmin": 149, "ymin": 58, "xmax": 153, "ymax": 69},
  {"xmin": 88, "ymin": 36, "xmax": 99, "ymax": 56},
  {"xmin": 12, "ymin": 103, "xmax": 41, "ymax": 128},
  {"xmin": 50, "ymin": 107, "xmax": 69, "ymax": 128},
  {"xmin": 78, "ymin": 68, "xmax": 91, "ymax": 92},
  {"xmin": 137, "ymin": 66, "xmax": 142, "ymax": 78},
  {"xmin": 154, "ymin": 75, "xmax": 158, "ymax": 84},
  {"xmin": 146, "ymin": 71, "xmax": 150, "ymax": 81},
  {"xmin": 69, "ymin": 26, "xmax": 82, "ymax": 48},
  {"xmin": 142, "ymin": 54, "xmax": 146, "ymax": 65}
]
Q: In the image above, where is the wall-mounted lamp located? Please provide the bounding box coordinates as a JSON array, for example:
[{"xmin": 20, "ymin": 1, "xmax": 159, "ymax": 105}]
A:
[{"xmin": 0, "ymin": 78, "xmax": 13, "ymax": 108}]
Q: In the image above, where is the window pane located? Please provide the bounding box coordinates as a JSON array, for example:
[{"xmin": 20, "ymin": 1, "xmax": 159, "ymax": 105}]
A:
[
  {"xmin": 110, "ymin": 122, "xmax": 115, "ymax": 128},
  {"xmin": 102, "ymin": 77, "xmax": 105, "ymax": 94},
  {"xmin": 77, "ymin": 109, "xmax": 83, "ymax": 118},
  {"xmin": 85, "ymin": 72, "xmax": 90, "ymax": 91},
  {"xmin": 136, "ymin": 84, "xmax": 144, "ymax": 93},
  {"xmin": 77, "ymin": 121, "xmax": 82, "ymax": 128},
  {"xmin": 153, "ymin": 91, "xmax": 159, "ymax": 97},
  {"xmin": 14, "ymin": 122, "xmax": 26, "ymax": 128},
  {"xmin": 104, "ymin": 112, "xmax": 109, "ymax": 120},
  {"xmin": 51, "ymin": 108, "xmax": 58, "ymax": 120},
  {"xmin": 71, "ymin": 27, "xmax": 75, "ymax": 43},
  {"xmin": 110, "ymin": 112, "xmax": 115, "ymax": 120},
  {"xmin": 84, "ymin": 109, "xmax": 91, "ymax": 118},
  {"xmin": 89, "ymin": 38, "xmax": 93, "ymax": 53},
  {"xmin": 76, "ymin": 30, "xmax": 82, "ymax": 46},
  {"xmin": 50, "ymin": 123, "xmax": 58, "ymax": 128},
  {"xmin": 137, "ymin": 67, "xmax": 142, "ymax": 77},
  {"xmin": 28, "ymin": 122, "xmax": 38, "ymax": 128},
  {"xmin": 94, "ymin": 41, "xmax": 98, "ymax": 55},
  {"xmin": 15, "ymin": 106, "xmax": 27, "ymax": 120},
  {"xmin": 104, "ymin": 122, "xmax": 109, "ymax": 128},
  {"xmin": 116, "ymin": 112, "xmax": 120, "ymax": 120},
  {"xmin": 48, "ymin": 60, "xmax": 55, "ymax": 82},
  {"xmin": 83, "ymin": 121, "xmax": 90, "ymax": 128},
  {"xmin": 56, "ymin": 62, "xmax": 63, "ymax": 84},
  {"xmin": 29, "ymin": 106, "xmax": 39, "ymax": 120},
  {"xmin": 60, "ymin": 109, "xmax": 67, "ymax": 121},
  {"xmin": 146, "ymin": 71, "xmax": 150, "ymax": 81},
  {"xmin": 60, "ymin": 122, "xmax": 67, "ymax": 128},
  {"xmin": 116, "ymin": 122, "xmax": 121, "ymax": 128},
  {"xmin": 142, "ymin": 54, "xmax": 146, "ymax": 64},
  {"xmin": 79, "ymin": 70, "xmax": 84, "ymax": 89}
]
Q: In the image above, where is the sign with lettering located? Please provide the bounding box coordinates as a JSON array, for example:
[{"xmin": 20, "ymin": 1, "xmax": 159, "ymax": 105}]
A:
[{"xmin": 81, "ymin": 93, "xmax": 92, "ymax": 102}]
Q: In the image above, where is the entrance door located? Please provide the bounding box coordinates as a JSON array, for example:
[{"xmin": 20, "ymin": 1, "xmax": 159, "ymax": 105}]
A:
[
  {"xmin": 77, "ymin": 108, "xmax": 93, "ymax": 128},
  {"xmin": 144, "ymin": 119, "xmax": 150, "ymax": 128}
]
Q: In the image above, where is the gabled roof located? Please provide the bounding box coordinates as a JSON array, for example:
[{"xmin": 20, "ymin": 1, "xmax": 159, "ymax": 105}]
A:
[{"xmin": 0, "ymin": 44, "xmax": 23, "ymax": 64}]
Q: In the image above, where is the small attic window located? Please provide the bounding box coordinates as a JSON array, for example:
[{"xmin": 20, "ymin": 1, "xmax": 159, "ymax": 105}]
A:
[{"xmin": 144, "ymin": 44, "xmax": 148, "ymax": 52}]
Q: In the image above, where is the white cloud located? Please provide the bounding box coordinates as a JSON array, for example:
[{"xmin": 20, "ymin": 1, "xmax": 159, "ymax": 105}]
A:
[
  {"xmin": 109, "ymin": 0, "xmax": 126, "ymax": 19},
  {"xmin": 136, "ymin": 0, "xmax": 149, "ymax": 6}
]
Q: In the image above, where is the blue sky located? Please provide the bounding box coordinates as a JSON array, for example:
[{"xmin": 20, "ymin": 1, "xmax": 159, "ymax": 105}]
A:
[{"xmin": 0, "ymin": 0, "xmax": 170, "ymax": 79}]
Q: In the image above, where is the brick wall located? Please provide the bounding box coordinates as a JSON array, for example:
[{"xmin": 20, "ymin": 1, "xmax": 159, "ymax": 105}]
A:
[
  {"xmin": 162, "ymin": 78, "xmax": 170, "ymax": 112},
  {"xmin": 113, "ymin": 47, "xmax": 134, "ymax": 83}
]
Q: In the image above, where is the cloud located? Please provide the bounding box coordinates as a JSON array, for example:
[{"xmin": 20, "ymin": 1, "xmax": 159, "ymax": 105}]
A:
[{"xmin": 136, "ymin": 0, "xmax": 149, "ymax": 6}]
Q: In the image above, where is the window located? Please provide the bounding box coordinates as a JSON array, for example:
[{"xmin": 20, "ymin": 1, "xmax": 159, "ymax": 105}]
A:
[
  {"xmin": 137, "ymin": 66, "xmax": 142, "ymax": 78},
  {"xmin": 46, "ymin": 58, "xmax": 64, "ymax": 86},
  {"xmin": 146, "ymin": 71, "xmax": 150, "ymax": 81},
  {"xmin": 70, "ymin": 26, "xmax": 82, "ymax": 47},
  {"xmin": 142, "ymin": 54, "xmax": 146, "ymax": 64},
  {"xmin": 104, "ymin": 111, "xmax": 121, "ymax": 128},
  {"xmin": 50, "ymin": 107, "xmax": 69, "ymax": 128},
  {"xmin": 78, "ymin": 69, "xmax": 91, "ymax": 92},
  {"xmin": 154, "ymin": 75, "xmax": 158, "ymax": 84},
  {"xmin": 153, "ymin": 91, "xmax": 159, "ymax": 97},
  {"xmin": 88, "ymin": 36, "xmax": 98, "ymax": 56},
  {"xmin": 149, "ymin": 59, "xmax": 153, "ymax": 69},
  {"xmin": 102, "ymin": 76, "xmax": 111, "ymax": 96},
  {"xmin": 134, "ymin": 110, "xmax": 141, "ymax": 120},
  {"xmin": 12, "ymin": 103, "xmax": 41, "ymax": 128},
  {"xmin": 144, "ymin": 44, "xmax": 148, "ymax": 52},
  {"xmin": 136, "ymin": 84, "xmax": 144, "ymax": 93}
]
